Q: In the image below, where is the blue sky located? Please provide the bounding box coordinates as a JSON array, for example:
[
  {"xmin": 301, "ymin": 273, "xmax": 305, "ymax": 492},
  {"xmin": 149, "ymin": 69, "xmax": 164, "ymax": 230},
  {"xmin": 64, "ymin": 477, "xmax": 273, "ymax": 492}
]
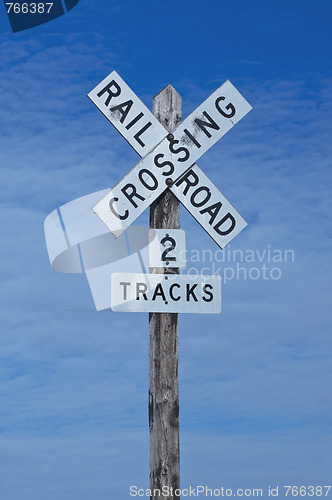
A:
[{"xmin": 0, "ymin": 0, "xmax": 332, "ymax": 498}]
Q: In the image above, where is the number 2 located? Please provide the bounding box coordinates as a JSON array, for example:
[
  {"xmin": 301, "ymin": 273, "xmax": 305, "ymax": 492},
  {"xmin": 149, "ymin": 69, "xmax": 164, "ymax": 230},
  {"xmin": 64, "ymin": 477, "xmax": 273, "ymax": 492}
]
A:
[{"xmin": 161, "ymin": 235, "xmax": 177, "ymax": 263}]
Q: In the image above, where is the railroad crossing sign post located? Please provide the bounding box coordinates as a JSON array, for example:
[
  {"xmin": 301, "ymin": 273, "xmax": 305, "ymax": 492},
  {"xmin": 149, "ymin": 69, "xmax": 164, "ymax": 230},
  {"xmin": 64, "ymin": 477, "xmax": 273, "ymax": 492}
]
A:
[
  {"xmin": 87, "ymin": 71, "xmax": 252, "ymax": 499},
  {"xmin": 149, "ymin": 86, "xmax": 181, "ymax": 499}
]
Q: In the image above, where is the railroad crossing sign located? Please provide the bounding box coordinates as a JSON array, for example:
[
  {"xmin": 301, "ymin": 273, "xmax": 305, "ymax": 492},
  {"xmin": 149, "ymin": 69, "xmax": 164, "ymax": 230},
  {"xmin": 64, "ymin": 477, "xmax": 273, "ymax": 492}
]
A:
[
  {"xmin": 88, "ymin": 71, "xmax": 251, "ymax": 249},
  {"xmin": 44, "ymin": 74, "xmax": 253, "ymax": 500},
  {"xmin": 89, "ymin": 73, "xmax": 253, "ymax": 498}
]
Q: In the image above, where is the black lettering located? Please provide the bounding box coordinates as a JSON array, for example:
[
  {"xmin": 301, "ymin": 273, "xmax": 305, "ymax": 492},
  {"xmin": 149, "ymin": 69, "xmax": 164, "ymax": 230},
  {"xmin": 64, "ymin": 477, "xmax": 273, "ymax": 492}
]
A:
[
  {"xmin": 169, "ymin": 283, "xmax": 181, "ymax": 301},
  {"xmin": 169, "ymin": 139, "xmax": 190, "ymax": 162},
  {"xmin": 134, "ymin": 122, "xmax": 152, "ymax": 147},
  {"xmin": 121, "ymin": 183, "xmax": 145, "ymax": 208},
  {"xmin": 152, "ymin": 283, "xmax": 167, "ymax": 302},
  {"xmin": 194, "ymin": 111, "xmax": 220, "ymax": 138},
  {"xmin": 160, "ymin": 236, "xmax": 177, "ymax": 262},
  {"xmin": 109, "ymin": 100, "xmax": 133, "ymax": 123},
  {"xmin": 125, "ymin": 112, "xmax": 144, "ymax": 130},
  {"xmin": 136, "ymin": 282, "xmax": 148, "ymax": 300},
  {"xmin": 174, "ymin": 169, "xmax": 199, "ymax": 196},
  {"xmin": 214, "ymin": 212, "xmax": 236, "ymax": 235},
  {"xmin": 154, "ymin": 153, "xmax": 174, "ymax": 176},
  {"xmin": 190, "ymin": 186, "xmax": 211, "ymax": 208},
  {"xmin": 199, "ymin": 202, "xmax": 222, "ymax": 225},
  {"xmin": 215, "ymin": 96, "xmax": 236, "ymax": 118},
  {"xmin": 183, "ymin": 129, "xmax": 201, "ymax": 148},
  {"xmin": 138, "ymin": 169, "xmax": 158, "ymax": 191},
  {"xmin": 120, "ymin": 282, "xmax": 131, "ymax": 300},
  {"xmin": 97, "ymin": 79, "xmax": 121, "ymax": 107},
  {"xmin": 109, "ymin": 197, "xmax": 129, "ymax": 220},
  {"xmin": 186, "ymin": 283, "xmax": 198, "ymax": 302},
  {"xmin": 202, "ymin": 284, "xmax": 214, "ymax": 302}
]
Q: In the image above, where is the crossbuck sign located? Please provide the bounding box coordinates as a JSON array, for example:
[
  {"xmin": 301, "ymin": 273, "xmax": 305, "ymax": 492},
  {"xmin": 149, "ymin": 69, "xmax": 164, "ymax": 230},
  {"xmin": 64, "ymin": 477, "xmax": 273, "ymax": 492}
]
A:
[{"xmin": 88, "ymin": 71, "xmax": 252, "ymax": 249}]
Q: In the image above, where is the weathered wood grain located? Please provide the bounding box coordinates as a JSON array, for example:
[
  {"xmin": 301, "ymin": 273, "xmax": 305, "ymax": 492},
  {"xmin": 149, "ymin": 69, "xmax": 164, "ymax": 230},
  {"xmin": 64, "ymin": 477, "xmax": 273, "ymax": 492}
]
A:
[{"xmin": 149, "ymin": 85, "xmax": 182, "ymax": 500}]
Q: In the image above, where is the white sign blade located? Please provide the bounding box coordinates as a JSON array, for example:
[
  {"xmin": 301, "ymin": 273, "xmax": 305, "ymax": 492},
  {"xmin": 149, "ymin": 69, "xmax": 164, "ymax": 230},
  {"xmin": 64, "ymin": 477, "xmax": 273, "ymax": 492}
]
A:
[
  {"xmin": 111, "ymin": 273, "xmax": 221, "ymax": 314},
  {"xmin": 173, "ymin": 80, "xmax": 252, "ymax": 165},
  {"xmin": 92, "ymin": 144, "xmax": 171, "ymax": 237},
  {"xmin": 94, "ymin": 80, "xmax": 251, "ymax": 238},
  {"xmin": 171, "ymin": 164, "xmax": 247, "ymax": 249},
  {"xmin": 88, "ymin": 71, "xmax": 166, "ymax": 157}
]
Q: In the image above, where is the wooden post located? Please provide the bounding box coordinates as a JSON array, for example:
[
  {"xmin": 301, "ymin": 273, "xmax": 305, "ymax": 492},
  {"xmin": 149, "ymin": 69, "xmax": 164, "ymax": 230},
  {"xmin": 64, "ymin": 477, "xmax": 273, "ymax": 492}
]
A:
[{"xmin": 149, "ymin": 86, "xmax": 182, "ymax": 500}]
